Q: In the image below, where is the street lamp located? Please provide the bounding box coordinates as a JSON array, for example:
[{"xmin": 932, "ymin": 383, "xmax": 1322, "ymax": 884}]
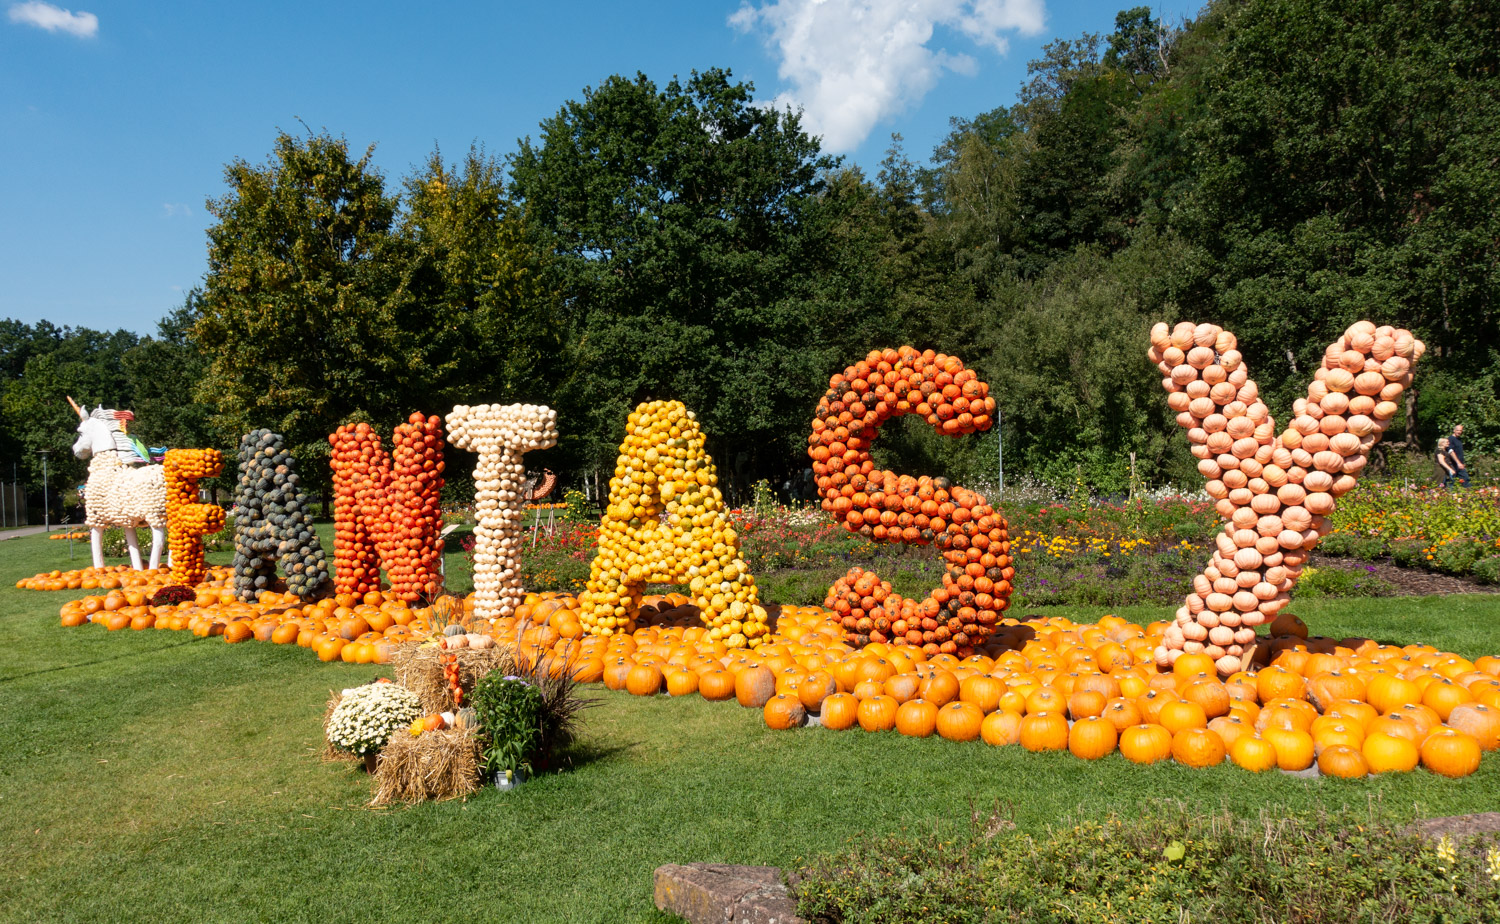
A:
[{"xmin": 37, "ymin": 449, "xmax": 50, "ymax": 533}]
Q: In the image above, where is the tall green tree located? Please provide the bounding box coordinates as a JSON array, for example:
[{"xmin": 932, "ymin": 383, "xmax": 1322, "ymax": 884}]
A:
[
  {"xmin": 122, "ymin": 290, "xmax": 217, "ymax": 452},
  {"xmin": 195, "ymin": 132, "xmax": 562, "ymax": 499},
  {"xmin": 508, "ymin": 68, "xmax": 853, "ymax": 491},
  {"xmin": 392, "ymin": 147, "xmax": 561, "ymax": 407},
  {"xmin": 0, "ymin": 321, "xmax": 141, "ymax": 492},
  {"xmin": 196, "ymin": 131, "xmax": 401, "ymax": 479},
  {"xmin": 1173, "ymin": 0, "xmax": 1500, "ymax": 441}
]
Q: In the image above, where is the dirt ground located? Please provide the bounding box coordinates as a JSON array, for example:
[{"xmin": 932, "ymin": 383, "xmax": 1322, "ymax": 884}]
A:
[{"xmin": 1311, "ymin": 555, "xmax": 1500, "ymax": 596}]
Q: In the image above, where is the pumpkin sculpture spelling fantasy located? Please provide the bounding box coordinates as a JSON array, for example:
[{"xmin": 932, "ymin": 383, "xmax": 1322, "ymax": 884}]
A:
[{"xmin": 67, "ymin": 396, "xmax": 168, "ymax": 571}]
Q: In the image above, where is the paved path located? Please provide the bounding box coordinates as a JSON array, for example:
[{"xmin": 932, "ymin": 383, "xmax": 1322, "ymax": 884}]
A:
[{"xmin": 0, "ymin": 526, "xmax": 55, "ymax": 541}]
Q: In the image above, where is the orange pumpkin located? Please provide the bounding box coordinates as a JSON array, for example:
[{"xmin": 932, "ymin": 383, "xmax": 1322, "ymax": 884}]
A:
[
  {"xmin": 1158, "ymin": 700, "xmax": 1208, "ymax": 734},
  {"xmin": 857, "ymin": 695, "xmax": 900, "ymax": 732},
  {"xmin": 958, "ymin": 675, "xmax": 1003, "ymax": 713},
  {"xmin": 896, "ymin": 699, "xmax": 939, "ymax": 738},
  {"xmin": 980, "ymin": 710, "xmax": 1023, "ymax": 746},
  {"xmin": 1181, "ymin": 679, "xmax": 1231, "ymax": 718},
  {"xmin": 935, "ymin": 702, "xmax": 984, "ymax": 742},
  {"xmin": 1445, "ymin": 703, "xmax": 1500, "ymax": 750},
  {"xmin": 1019, "ymin": 712, "xmax": 1069, "ymax": 752},
  {"xmin": 1068, "ymin": 717, "xmax": 1118, "ymax": 760},
  {"xmin": 819, "ymin": 693, "xmax": 860, "ymax": 730},
  {"xmin": 699, "ymin": 670, "xmax": 737, "ymax": 701},
  {"xmin": 918, "ymin": 670, "xmax": 960, "ymax": 707},
  {"xmin": 763, "ymin": 694, "xmax": 807, "ymax": 730},
  {"xmin": 1119, "ymin": 724, "xmax": 1173, "ymax": 764},
  {"xmin": 1228, "ymin": 734, "xmax": 1279, "ymax": 772},
  {"xmin": 1421, "ymin": 678, "xmax": 1475, "ymax": 721},
  {"xmin": 797, "ymin": 671, "xmax": 838, "ymax": 711},
  {"xmin": 1261, "ymin": 727, "xmax": 1316, "ymax": 771},
  {"xmin": 665, "ymin": 669, "xmax": 700, "ymax": 697},
  {"xmin": 602, "ymin": 658, "xmax": 636, "ymax": 691},
  {"xmin": 1101, "ymin": 698, "xmax": 1143, "ymax": 732},
  {"xmin": 1317, "ymin": 744, "xmax": 1369, "ymax": 779},
  {"xmin": 1363, "ymin": 732, "xmax": 1420, "ymax": 774},
  {"xmin": 1419, "ymin": 729, "xmax": 1481, "ymax": 778},
  {"xmin": 735, "ymin": 666, "xmax": 777, "ymax": 708},
  {"xmin": 1171, "ymin": 728, "xmax": 1226, "ymax": 768},
  {"xmin": 1067, "ymin": 689, "xmax": 1107, "ymax": 721}
]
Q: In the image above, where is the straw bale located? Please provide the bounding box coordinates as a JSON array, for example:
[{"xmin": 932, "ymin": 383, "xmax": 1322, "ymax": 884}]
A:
[
  {"xmin": 370, "ymin": 727, "xmax": 483, "ymax": 806},
  {"xmin": 391, "ymin": 640, "xmax": 515, "ymax": 713}
]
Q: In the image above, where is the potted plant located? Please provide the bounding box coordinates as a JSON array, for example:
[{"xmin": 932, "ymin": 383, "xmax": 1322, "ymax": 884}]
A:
[
  {"xmin": 324, "ymin": 681, "xmax": 422, "ymax": 771},
  {"xmin": 469, "ymin": 674, "xmax": 544, "ymax": 789}
]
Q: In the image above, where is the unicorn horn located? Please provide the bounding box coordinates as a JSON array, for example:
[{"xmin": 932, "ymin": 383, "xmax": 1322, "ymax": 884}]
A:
[{"xmin": 66, "ymin": 396, "xmax": 85, "ymax": 419}]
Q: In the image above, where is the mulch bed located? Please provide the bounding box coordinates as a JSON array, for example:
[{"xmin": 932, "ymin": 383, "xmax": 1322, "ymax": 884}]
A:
[
  {"xmin": 1311, "ymin": 555, "xmax": 1500, "ymax": 596},
  {"xmin": 1410, "ymin": 813, "xmax": 1500, "ymax": 842}
]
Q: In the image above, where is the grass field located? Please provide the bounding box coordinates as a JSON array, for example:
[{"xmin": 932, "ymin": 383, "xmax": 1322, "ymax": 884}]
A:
[{"xmin": 4, "ymin": 530, "xmax": 1500, "ymax": 923}]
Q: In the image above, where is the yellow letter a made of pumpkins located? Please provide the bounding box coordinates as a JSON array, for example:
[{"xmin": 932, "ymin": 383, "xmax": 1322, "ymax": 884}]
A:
[{"xmin": 579, "ymin": 400, "xmax": 770, "ymax": 647}]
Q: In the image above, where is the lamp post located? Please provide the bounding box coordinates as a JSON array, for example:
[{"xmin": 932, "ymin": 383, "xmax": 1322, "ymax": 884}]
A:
[{"xmin": 38, "ymin": 450, "xmax": 50, "ymax": 533}]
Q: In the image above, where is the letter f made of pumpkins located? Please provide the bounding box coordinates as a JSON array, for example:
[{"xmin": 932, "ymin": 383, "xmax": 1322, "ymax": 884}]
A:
[{"xmin": 1150, "ymin": 321, "xmax": 1423, "ymax": 676}]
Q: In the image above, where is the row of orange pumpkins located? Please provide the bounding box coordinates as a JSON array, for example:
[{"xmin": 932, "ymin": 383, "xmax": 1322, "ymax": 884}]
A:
[{"xmin": 35, "ymin": 572, "xmax": 1500, "ymax": 778}]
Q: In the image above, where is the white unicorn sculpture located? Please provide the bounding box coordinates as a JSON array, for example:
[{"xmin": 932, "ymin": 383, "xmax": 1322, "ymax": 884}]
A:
[{"xmin": 68, "ymin": 396, "xmax": 168, "ymax": 571}]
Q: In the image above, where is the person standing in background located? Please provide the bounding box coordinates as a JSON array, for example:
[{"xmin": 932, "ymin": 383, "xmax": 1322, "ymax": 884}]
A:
[
  {"xmin": 1448, "ymin": 424, "xmax": 1470, "ymax": 488},
  {"xmin": 1436, "ymin": 437, "xmax": 1456, "ymax": 487}
]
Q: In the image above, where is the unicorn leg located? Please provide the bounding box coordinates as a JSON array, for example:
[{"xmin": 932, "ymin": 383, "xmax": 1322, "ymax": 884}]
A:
[
  {"xmin": 124, "ymin": 527, "xmax": 144, "ymax": 570},
  {"xmin": 148, "ymin": 526, "xmax": 166, "ymax": 571},
  {"xmin": 90, "ymin": 527, "xmax": 105, "ymax": 569}
]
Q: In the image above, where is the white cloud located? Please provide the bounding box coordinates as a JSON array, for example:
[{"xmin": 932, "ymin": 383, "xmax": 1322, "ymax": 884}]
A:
[
  {"xmin": 162, "ymin": 203, "xmax": 192, "ymax": 218},
  {"xmin": 8, "ymin": 1, "xmax": 98, "ymax": 38},
  {"xmin": 731, "ymin": 0, "xmax": 1045, "ymax": 153}
]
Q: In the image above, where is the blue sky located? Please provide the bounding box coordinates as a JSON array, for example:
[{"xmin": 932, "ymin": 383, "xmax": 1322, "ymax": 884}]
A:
[{"xmin": 1, "ymin": 0, "xmax": 1199, "ymax": 336}]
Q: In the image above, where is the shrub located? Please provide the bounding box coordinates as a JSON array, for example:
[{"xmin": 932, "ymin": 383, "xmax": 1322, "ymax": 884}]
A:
[
  {"xmin": 469, "ymin": 658, "xmax": 592, "ymax": 776},
  {"xmin": 1435, "ymin": 538, "xmax": 1490, "ymax": 576},
  {"xmin": 148, "ymin": 585, "xmax": 196, "ymax": 606},
  {"xmin": 1317, "ymin": 533, "xmax": 1353, "ymax": 556},
  {"xmin": 1295, "ymin": 566, "xmax": 1394, "ymax": 599},
  {"xmin": 1473, "ymin": 556, "xmax": 1500, "ymax": 586},
  {"xmin": 793, "ymin": 803, "xmax": 1500, "ymax": 924},
  {"xmin": 562, "ymin": 489, "xmax": 593, "ymax": 523},
  {"xmin": 1391, "ymin": 538, "xmax": 1428, "ymax": 569}
]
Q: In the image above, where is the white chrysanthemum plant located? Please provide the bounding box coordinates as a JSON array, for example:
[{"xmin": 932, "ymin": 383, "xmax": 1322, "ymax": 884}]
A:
[{"xmin": 326, "ymin": 682, "xmax": 422, "ymax": 756}]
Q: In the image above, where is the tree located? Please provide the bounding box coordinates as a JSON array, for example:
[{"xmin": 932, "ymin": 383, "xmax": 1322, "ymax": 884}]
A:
[
  {"xmin": 392, "ymin": 147, "xmax": 562, "ymax": 408},
  {"xmin": 508, "ymin": 68, "xmax": 850, "ymax": 493},
  {"xmin": 195, "ymin": 130, "xmax": 401, "ymax": 482},
  {"xmin": 1173, "ymin": 0, "xmax": 1500, "ymax": 437},
  {"xmin": 0, "ymin": 321, "xmax": 141, "ymax": 492},
  {"xmin": 122, "ymin": 290, "xmax": 217, "ymax": 452}
]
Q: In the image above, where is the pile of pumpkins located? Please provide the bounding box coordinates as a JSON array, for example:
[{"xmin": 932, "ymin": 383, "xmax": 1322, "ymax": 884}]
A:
[
  {"xmin": 1152, "ymin": 321, "xmax": 1423, "ymax": 674},
  {"xmin": 446, "ymin": 403, "xmax": 559, "ymax": 621},
  {"xmin": 231, "ymin": 430, "xmax": 329, "ymax": 602},
  {"xmin": 163, "ymin": 448, "xmax": 226, "ymax": 586},
  {"xmin": 809, "ymin": 347, "xmax": 1011, "ymax": 657},
  {"xmin": 44, "ymin": 576, "xmax": 1500, "ymax": 777},
  {"xmin": 528, "ymin": 599, "xmax": 1496, "ymax": 780},
  {"xmin": 17, "ymin": 565, "xmax": 178, "ymax": 591},
  {"xmin": 579, "ymin": 400, "xmax": 770, "ymax": 648}
]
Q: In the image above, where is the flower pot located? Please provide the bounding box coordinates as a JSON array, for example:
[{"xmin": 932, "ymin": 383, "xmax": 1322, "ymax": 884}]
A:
[
  {"xmin": 494, "ymin": 768, "xmax": 526, "ymax": 791},
  {"xmin": 363, "ymin": 751, "xmax": 378, "ymax": 773}
]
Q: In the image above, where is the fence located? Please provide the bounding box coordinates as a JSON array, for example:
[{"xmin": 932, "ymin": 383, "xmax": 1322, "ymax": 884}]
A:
[{"xmin": 0, "ymin": 481, "xmax": 31, "ymax": 528}]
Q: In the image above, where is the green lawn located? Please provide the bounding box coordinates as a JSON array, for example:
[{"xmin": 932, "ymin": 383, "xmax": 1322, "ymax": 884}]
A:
[{"xmin": 3, "ymin": 531, "xmax": 1500, "ymax": 923}]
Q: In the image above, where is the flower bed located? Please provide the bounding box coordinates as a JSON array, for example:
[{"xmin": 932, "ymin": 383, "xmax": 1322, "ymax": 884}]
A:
[{"xmin": 1322, "ymin": 483, "xmax": 1500, "ymax": 581}]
